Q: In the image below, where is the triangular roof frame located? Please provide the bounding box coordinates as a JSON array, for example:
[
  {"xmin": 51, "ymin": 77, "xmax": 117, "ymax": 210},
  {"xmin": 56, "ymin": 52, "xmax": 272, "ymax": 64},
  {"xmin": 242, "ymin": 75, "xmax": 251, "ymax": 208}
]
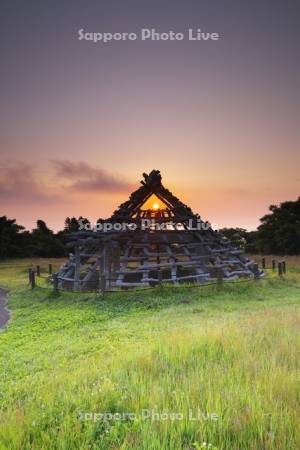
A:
[{"xmin": 110, "ymin": 170, "xmax": 199, "ymax": 223}]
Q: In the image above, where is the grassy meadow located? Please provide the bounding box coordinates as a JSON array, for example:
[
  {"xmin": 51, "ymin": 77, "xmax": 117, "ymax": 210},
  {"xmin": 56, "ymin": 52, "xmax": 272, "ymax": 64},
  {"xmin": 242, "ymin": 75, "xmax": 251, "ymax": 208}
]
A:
[{"xmin": 0, "ymin": 258, "xmax": 300, "ymax": 449}]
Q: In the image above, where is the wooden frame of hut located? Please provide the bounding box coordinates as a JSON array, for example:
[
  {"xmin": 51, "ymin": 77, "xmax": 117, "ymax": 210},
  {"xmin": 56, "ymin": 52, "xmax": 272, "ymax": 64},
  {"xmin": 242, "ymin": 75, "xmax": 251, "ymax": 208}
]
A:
[{"xmin": 56, "ymin": 170, "xmax": 264, "ymax": 291}]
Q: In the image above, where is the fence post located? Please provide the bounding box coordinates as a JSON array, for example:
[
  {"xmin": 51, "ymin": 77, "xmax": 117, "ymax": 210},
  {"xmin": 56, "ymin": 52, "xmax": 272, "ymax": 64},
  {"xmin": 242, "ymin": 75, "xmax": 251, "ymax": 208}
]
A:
[
  {"xmin": 261, "ymin": 257, "xmax": 266, "ymax": 269},
  {"xmin": 272, "ymin": 259, "xmax": 276, "ymax": 270},
  {"xmin": 278, "ymin": 261, "xmax": 283, "ymax": 277},
  {"xmin": 28, "ymin": 268, "xmax": 32, "ymax": 284},
  {"xmin": 53, "ymin": 273, "xmax": 59, "ymax": 292},
  {"xmin": 36, "ymin": 265, "xmax": 40, "ymax": 277},
  {"xmin": 282, "ymin": 260, "xmax": 286, "ymax": 274},
  {"xmin": 30, "ymin": 270, "xmax": 36, "ymax": 288},
  {"xmin": 48, "ymin": 263, "xmax": 53, "ymax": 275},
  {"xmin": 253, "ymin": 263, "xmax": 260, "ymax": 280}
]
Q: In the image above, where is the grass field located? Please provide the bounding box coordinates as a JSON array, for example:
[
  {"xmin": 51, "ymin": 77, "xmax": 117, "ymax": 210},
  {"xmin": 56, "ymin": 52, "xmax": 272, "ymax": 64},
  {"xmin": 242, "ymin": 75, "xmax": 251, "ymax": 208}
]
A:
[{"xmin": 0, "ymin": 258, "xmax": 300, "ymax": 450}]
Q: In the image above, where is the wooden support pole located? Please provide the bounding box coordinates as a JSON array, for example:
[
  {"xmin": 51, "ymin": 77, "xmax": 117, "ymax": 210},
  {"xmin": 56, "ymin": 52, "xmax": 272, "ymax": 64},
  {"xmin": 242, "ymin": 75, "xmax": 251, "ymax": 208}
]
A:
[
  {"xmin": 272, "ymin": 259, "xmax": 276, "ymax": 270},
  {"xmin": 217, "ymin": 267, "xmax": 223, "ymax": 285},
  {"xmin": 278, "ymin": 262, "xmax": 283, "ymax": 277},
  {"xmin": 156, "ymin": 243, "xmax": 162, "ymax": 285},
  {"xmin": 261, "ymin": 258, "xmax": 266, "ymax": 270},
  {"xmin": 112, "ymin": 245, "xmax": 121, "ymax": 274},
  {"xmin": 28, "ymin": 268, "xmax": 32, "ymax": 284},
  {"xmin": 36, "ymin": 265, "xmax": 40, "ymax": 277},
  {"xmin": 74, "ymin": 243, "xmax": 81, "ymax": 291},
  {"xmin": 48, "ymin": 263, "xmax": 53, "ymax": 275},
  {"xmin": 107, "ymin": 246, "xmax": 112, "ymax": 290},
  {"xmin": 157, "ymin": 269, "xmax": 163, "ymax": 285},
  {"xmin": 282, "ymin": 260, "xmax": 286, "ymax": 274},
  {"xmin": 30, "ymin": 270, "xmax": 36, "ymax": 288},
  {"xmin": 253, "ymin": 263, "xmax": 260, "ymax": 280},
  {"xmin": 99, "ymin": 245, "xmax": 107, "ymax": 295},
  {"xmin": 53, "ymin": 273, "xmax": 59, "ymax": 292}
]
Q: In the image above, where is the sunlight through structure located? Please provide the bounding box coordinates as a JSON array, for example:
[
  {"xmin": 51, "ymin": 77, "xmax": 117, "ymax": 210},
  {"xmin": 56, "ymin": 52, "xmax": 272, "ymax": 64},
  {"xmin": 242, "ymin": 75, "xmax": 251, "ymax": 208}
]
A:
[{"xmin": 56, "ymin": 170, "xmax": 264, "ymax": 291}]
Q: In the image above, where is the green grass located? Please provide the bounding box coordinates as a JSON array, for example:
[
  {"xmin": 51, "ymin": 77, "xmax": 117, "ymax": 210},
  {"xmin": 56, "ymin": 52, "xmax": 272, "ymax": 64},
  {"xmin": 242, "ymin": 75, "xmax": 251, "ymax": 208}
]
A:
[{"xmin": 0, "ymin": 259, "xmax": 300, "ymax": 449}]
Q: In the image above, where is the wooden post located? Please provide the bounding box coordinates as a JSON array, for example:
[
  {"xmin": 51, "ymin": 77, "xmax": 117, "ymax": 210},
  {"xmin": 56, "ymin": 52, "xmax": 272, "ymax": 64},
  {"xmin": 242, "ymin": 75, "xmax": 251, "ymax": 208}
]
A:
[
  {"xmin": 272, "ymin": 259, "xmax": 276, "ymax": 270},
  {"xmin": 112, "ymin": 245, "xmax": 121, "ymax": 277},
  {"xmin": 157, "ymin": 269, "xmax": 163, "ymax": 285},
  {"xmin": 253, "ymin": 263, "xmax": 260, "ymax": 280},
  {"xmin": 28, "ymin": 268, "xmax": 32, "ymax": 284},
  {"xmin": 36, "ymin": 265, "xmax": 40, "ymax": 277},
  {"xmin": 109, "ymin": 242, "xmax": 121, "ymax": 287},
  {"xmin": 278, "ymin": 262, "xmax": 283, "ymax": 277},
  {"xmin": 156, "ymin": 243, "xmax": 162, "ymax": 285},
  {"xmin": 53, "ymin": 273, "xmax": 59, "ymax": 292},
  {"xmin": 48, "ymin": 263, "xmax": 53, "ymax": 275},
  {"xmin": 217, "ymin": 267, "xmax": 223, "ymax": 285},
  {"xmin": 282, "ymin": 260, "xmax": 286, "ymax": 274},
  {"xmin": 30, "ymin": 270, "xmax": 36, "ymax": 288},
  {"xmin": 74, "ymin": 243, "xmax": 81, "ymax": 291},
  {"xmin": 107, "ymin": 246, "xmax": 112, "ymax": 290},
  {"xmin": 261, "ymin": 258, "xmax": 266, "ymax": 270},
  {"xmin": 99, "ymin": 244, "xmax": 107, "ymax": 294}
]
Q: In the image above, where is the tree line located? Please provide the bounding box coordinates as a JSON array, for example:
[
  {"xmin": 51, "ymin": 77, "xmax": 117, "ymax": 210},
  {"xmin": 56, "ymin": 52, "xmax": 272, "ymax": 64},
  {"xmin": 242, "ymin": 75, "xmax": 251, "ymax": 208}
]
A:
[
  {"xmin": 0, "ymin": 217, "xmax": 90, "ymax": 258},
  {"xmin": 220, "ymin": 197, "xmax": 300, "ymax": 255},
  {"xmin": 1, "ymin": 197, "xmax": 299, "ymax": 258}
]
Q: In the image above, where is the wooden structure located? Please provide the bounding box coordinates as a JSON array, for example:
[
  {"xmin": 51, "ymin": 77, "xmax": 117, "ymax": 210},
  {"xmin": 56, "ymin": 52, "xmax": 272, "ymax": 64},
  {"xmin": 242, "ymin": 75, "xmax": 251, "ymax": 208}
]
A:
[{"xmin": 56, "ymin": 170, "xmax": 264, "ymax": 291}]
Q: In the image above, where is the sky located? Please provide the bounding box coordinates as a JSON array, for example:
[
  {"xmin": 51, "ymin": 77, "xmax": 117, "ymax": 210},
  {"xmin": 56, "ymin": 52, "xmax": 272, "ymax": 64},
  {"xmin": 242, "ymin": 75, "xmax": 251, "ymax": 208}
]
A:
[{"xmin": 0, "ymin": 0, "xmax": 299, "ymax": 231}]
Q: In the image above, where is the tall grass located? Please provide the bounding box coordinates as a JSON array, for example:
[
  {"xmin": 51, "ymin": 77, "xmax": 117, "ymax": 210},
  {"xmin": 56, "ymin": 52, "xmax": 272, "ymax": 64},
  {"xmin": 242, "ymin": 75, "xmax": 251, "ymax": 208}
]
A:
[{"xmin": 0, "ymin": 259, "xmax": 300, "ymax": 449}]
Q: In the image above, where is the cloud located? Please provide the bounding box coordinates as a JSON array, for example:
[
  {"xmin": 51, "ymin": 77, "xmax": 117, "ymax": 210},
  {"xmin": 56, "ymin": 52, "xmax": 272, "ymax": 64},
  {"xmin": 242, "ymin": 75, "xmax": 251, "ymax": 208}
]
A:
[
  {"xmin": 0, "ymin": 160, "xmax": 133, "ymax": 210},
  {"xmin": 52, "ymin": 160, "xmax": 132, "ymax": 193},
  {"xmin": 0, "ymin": 162, "xmax": 60, "ymax": 204}
]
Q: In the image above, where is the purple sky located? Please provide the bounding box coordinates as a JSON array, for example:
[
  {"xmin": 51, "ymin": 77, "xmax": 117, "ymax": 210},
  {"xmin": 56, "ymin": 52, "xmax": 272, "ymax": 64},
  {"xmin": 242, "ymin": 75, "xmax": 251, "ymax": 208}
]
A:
[{"xmin": 1, "ymin": 0, "xmax": 299, "ymax": 230}]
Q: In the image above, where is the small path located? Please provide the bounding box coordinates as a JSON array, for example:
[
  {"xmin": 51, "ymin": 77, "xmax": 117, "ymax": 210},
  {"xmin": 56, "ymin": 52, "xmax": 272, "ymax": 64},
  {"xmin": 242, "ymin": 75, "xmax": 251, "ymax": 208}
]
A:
[{"xmin": 0, "ymin": 288, "xmax": 9, "ymax": 328}]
